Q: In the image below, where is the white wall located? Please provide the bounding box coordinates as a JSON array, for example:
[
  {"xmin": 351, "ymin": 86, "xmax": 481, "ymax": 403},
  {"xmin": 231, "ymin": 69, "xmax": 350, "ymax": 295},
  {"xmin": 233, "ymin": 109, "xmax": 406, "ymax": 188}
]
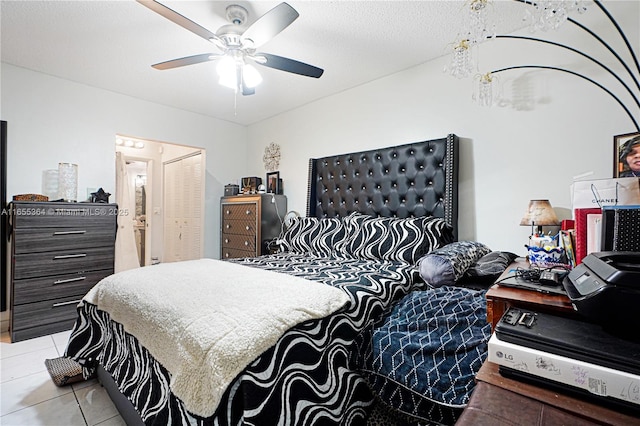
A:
[{"xmin": 246, "ymin": 1, "xmax": 638, "ymax": 256}]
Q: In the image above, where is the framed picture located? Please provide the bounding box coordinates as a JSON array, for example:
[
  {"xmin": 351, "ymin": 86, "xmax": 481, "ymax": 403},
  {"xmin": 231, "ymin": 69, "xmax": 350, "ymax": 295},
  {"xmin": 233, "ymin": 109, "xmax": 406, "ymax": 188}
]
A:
[
  {"xmin": 614, "ymin": 132, "xmax": 640, "ymax": 177},
  {"xmin": 266, "ymin": 171, "xmax": 280, "ymax": 194}
]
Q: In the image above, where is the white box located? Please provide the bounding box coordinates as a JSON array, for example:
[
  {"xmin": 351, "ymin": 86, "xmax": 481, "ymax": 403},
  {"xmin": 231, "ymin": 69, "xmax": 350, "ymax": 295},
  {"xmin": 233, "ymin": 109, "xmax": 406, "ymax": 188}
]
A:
[{"xmin": 488, "ymin": 334, "xmax": 640, "ymax": 406}]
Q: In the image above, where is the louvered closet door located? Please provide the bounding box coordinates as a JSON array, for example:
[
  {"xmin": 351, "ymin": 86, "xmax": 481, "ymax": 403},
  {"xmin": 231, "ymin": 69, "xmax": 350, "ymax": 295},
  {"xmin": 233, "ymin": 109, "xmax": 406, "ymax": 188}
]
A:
[{"xmin": 163, "ymin": 152, "xmax": 203, "ymax": 262}]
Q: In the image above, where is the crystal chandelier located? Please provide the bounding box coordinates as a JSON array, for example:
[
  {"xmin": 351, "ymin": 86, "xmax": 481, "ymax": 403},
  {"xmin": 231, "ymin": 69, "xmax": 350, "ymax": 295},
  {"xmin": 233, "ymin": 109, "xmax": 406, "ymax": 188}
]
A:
[
  {"xmin": 473, "ymin": 73, "xmax": 498, "ymax": 107},
  {"xmin": 444, "ymin": 39, "xmax": 476, "ymax": 79},
  {"xmin": 523, "ymin": 0, "xmax": 588, "ymax": 32},
  {"xmin": 462, "ymin": 0, "xmax": 496, "ymax": 45}
]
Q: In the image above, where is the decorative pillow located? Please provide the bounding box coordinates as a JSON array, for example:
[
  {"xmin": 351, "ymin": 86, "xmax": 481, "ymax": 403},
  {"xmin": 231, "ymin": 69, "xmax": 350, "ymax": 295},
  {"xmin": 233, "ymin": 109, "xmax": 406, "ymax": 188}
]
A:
[
  {"xmin": 417, "ymin": 241, "xmax": 492, "ymax": 287},
  {"xmin": 280, "ymin": 216, "xmax": 345, "ymax": 256},
  {"xmin": 465, "ymin": 251, "xmax": 518, "ymax": 278},
  {"xmin": 337, "ymin": 212, "xmax": 455, "ymax": 263}
]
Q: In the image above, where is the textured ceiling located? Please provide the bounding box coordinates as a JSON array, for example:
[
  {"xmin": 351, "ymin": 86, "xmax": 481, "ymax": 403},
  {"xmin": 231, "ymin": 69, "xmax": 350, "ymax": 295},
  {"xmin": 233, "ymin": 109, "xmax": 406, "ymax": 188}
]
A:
[{"xmin": 0, "ymin": 0, "xmax": 624, "ymax": 126}]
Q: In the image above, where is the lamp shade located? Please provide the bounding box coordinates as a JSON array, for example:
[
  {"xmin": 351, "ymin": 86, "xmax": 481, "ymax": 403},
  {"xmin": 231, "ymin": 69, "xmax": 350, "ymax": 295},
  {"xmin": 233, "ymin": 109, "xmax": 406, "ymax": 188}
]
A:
[{"xmin": 520, "ymin": 199, "xmax": 560, "ymax": 227}]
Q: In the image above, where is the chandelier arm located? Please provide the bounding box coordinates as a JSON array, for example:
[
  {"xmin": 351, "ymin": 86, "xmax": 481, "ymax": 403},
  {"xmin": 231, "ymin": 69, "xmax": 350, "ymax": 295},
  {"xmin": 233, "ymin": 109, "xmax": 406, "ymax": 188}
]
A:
[
  {"xmin": 592, "ymin": 0, "xmax": 640, "ymax": 78},
  {"xmin": 512, "ymin": 0, "xmax": 640, "ymax": 92},
  {"xmin": 496, "ymin": 35, "xmax": 640, "ymax": 109},
  {"xmin": 566, "ymin": 17, "xmax": 640, "ymax": 92},
  {"xmin": 491, "ymin": 65, "xmax": 639, "ymax": 131}
]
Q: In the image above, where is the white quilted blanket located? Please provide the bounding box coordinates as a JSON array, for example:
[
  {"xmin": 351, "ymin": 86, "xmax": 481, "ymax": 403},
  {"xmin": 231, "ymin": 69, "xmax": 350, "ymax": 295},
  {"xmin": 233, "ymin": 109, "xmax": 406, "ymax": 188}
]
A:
[{"xmin": 82, "ymin": 258, "xmax": 350, "ymax": 417}]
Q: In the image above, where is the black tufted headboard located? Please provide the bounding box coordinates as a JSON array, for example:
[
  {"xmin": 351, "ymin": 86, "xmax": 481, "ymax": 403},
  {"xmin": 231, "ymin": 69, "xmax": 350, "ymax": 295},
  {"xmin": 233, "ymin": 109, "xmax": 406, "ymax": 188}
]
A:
[{"xmin": 306, "ymin": 134, "xmax": 459, "ymax": 239}]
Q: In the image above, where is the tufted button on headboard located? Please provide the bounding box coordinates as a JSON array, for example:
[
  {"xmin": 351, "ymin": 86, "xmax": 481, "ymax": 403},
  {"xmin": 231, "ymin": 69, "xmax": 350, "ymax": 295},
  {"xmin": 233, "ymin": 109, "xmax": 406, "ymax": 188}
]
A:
[{"xmin": 306, "ymin": 134, "xmax": 458, "ymax": 240}]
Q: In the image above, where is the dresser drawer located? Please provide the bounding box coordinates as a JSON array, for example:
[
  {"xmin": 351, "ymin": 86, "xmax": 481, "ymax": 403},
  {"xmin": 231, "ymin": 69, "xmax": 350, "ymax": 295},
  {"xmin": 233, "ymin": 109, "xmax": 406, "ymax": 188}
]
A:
[
  {"xmin": 11, "ymin": 202, "xmax": 117, "ymax": 228},
  {"xmin": 222, "ymin": 203, "xmax": 257, "ymax": 221},
  {"xmin": 13, "ymin": 246, "xmax": 114, "ymax": 280},
  {"xmin": 222, "ymin": 219, "xmax": 257, "ymax": 236},
  {"xmin": 13, "ymin": 227, "xmax": 115, "ymax": 254},
  {"xmin": 222, "ymin": 233, "xmax": 256, "ymax": 252},
  {"xmin": 221, "ymin": 247, "xmax": 255, "ymax": 259},
  {"xmin": 12, "ymin": 270, "xmax": 110, "ymax": 305},
  {"xmin": 11, "ymin": 294, "xmax": 83, "ymax": 332}
]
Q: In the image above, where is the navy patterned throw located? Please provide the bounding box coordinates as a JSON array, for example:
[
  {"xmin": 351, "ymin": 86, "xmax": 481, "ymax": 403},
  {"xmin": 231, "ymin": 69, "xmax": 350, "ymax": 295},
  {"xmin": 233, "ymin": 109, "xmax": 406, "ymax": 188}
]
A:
[{"xmin": 352, "ymin": 286, "xmax": 492, "ymax": 424}]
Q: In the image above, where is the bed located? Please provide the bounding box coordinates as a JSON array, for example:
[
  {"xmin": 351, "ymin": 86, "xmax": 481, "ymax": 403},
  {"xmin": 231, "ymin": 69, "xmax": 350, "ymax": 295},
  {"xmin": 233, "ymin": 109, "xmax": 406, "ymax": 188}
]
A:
[{"xmin": 65, "ymin": 133, "xmax": 497, "ymax": 425}]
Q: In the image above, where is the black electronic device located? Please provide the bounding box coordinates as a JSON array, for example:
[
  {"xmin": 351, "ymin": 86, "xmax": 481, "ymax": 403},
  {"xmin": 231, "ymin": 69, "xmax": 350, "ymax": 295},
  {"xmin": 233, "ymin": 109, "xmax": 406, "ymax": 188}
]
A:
[
  {"xmin": 494, "ymin": 307, "xmax": 640, "ymax": 415},
  {"xmin": 496, "ymin": 307, "xmax": 640, "ymax": 375},
  {"xmin": 563, "ymin": 251, "xmax": 640, "ymax": 329},
  {"xmin": 496, "ymin": 267, "xmax": 568, "ymax": 295}
]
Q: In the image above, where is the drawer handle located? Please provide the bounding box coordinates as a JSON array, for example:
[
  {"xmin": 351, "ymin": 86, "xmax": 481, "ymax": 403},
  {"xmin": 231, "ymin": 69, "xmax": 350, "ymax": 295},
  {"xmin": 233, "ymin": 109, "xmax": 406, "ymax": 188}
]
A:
[
  {"xmin": 53, "ymin": 276, "xmax": 86, "ymax": 285},
  {"xmin": 245, "ymin": 210, "xmax": 251, "ymax": 215},
  {"xmin": 245, "ymin": 226, "xmax": 250, "ymax": 230},
  {"xmin": 53, "ymin": 230, "xmax": 86, "ymax": 236},
  {"xmin": 52, "ymin": 300, "xmax": 82, "ymax": 308},
  {"xmin": 226, "ymin": 210, "xmax": 230, "ymax": 215},
  {"xmin": 53, "ymin": 254, "xmax": 87, "ymax": 260},
  {"xmin": 225, "ymin": 238, "xmax": 229, "ymax": 243},
  {"xmin": 244, "ymin": 241, "xmax": 249, "ymax": 246},
  {"xmin": 226, "ymin": 224, "xmax": 230, "ymax": 229}
]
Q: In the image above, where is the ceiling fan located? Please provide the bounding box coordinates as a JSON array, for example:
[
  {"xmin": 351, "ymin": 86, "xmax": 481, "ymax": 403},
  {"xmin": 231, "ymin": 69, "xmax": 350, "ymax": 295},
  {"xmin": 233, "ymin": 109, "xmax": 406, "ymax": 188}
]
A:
[{"xmin": 137, "ymin": 1, "xmax": 324, "ymax": 96}]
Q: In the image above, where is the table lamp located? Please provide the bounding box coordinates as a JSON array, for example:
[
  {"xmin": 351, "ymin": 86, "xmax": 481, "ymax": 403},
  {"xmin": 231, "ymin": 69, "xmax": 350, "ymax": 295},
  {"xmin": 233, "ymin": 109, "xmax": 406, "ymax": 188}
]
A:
[{"xmin": 519, "ymin": 199, "xmax": 560, "ymax": 237}]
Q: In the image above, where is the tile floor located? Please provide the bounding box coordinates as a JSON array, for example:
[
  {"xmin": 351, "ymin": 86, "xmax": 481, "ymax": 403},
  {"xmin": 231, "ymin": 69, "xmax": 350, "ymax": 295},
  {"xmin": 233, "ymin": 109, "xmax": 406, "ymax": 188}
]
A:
[{"xmin": 1, "ymin": 329, "xmax": 125, "ymax": 426}]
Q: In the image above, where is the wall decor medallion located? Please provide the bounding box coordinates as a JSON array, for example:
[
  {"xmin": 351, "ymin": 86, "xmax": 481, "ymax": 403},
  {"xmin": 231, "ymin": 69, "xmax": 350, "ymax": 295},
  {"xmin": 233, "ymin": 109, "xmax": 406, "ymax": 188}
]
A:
[{"xmin": 263, "ymin": 142, "xmax": 281, "ymax": 171}]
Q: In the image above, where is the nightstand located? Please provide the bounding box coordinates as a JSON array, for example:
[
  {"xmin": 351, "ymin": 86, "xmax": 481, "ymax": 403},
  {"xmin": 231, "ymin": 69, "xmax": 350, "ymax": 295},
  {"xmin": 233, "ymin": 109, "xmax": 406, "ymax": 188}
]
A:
[{"xmin": 485, "ymin": 258, "xmax": 575, "ymax": 331}]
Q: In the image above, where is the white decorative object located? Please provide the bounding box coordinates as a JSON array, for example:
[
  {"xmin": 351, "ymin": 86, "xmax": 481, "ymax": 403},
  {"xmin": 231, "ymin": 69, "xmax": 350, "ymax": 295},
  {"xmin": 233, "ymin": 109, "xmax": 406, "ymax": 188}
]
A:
[
  {"xmin": 58, "ymin": 163, "xmax": 78, "ymax": 202},
  {"xmin": 263, "ymin": 142, "xmax": 281, "ymax": 171},
  {"xmin": 42, "ymin": 169, "xmax": 59, "ymax": 200}
]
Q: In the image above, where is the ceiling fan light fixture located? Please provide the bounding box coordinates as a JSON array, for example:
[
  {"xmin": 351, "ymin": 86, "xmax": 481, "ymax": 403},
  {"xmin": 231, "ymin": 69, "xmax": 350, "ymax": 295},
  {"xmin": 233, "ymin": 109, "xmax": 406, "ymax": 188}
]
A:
[
  {"xmin": 217, "ymin": 56, "xmax": 238, "ymax": 89},
  {"xmin": 243, "ymin": 64, "xmax": 262, "ymax": 88}
]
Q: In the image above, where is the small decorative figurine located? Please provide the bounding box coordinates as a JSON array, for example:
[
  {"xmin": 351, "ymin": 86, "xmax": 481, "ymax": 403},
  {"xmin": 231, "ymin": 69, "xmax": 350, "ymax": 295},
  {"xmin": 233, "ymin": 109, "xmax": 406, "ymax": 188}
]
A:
[{"xmin": 90, "ymin": 188, "xmax": 111, "ymax": 203}]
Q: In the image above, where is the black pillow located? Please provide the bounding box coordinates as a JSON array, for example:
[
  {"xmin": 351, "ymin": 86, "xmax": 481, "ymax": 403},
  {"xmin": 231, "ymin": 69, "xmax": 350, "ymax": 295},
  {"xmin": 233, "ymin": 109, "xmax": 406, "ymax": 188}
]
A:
[{"xmin": 459, "ymin": 251, "xmax": 518, "ymax": 289}]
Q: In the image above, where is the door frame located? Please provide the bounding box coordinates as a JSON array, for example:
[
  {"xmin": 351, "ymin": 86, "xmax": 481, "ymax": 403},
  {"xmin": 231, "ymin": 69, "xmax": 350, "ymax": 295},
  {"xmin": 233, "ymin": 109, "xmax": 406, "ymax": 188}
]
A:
[{"xmin": 122, "ymin": 156, "xmax": 153, "ymax": 267}]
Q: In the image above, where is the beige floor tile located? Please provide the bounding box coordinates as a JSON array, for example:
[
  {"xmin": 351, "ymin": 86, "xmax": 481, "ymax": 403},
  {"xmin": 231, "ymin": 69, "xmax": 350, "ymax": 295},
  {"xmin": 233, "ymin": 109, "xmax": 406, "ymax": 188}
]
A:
[
  {"xmin": 0, "ymin": 347, "xmax": 60, "ymax": 383},
  {"xmin": 92, "ymin": 414, "xmax": 126, "ymax": 426},
  {"xmin": 52, "ymin": 330, "xmax": 73, "ymax": 356},
  {"xmin": 0, "ymin": 391, "xmax": 86, "ymax": 425},
  {"xmin": 0, "ymin": 370, "xmax": 73, "ymax": 416},
  {"xmin": 75, "ymin": 382, "xmax": 119, "ymax": 426},
  {"xmin": 0, "ymin": 335, "xmax": 55, "ymax": 359}
]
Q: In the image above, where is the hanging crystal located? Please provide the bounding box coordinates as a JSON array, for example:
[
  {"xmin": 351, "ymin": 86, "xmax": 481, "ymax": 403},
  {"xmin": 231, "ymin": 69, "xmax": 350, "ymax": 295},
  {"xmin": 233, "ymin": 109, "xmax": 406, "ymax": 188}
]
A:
[
  {"xmin": 462, "ymin": 0, "xmax": 496, "ymax": 45},
  {"xmin": 473, "ymin": 72, "xmax": 499, "ymax": 107},
  {"xmin": 444, "ymin": 39, "xmax": 476, "ymax": 79},
  {"xmin": 523, "ymin": 0, "xmax": 588, "ymax": 32}
]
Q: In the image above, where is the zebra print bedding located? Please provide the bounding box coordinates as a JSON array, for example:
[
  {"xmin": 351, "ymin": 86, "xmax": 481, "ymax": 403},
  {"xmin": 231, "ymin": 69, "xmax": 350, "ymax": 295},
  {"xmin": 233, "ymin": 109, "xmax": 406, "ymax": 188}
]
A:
[{"xmin": 65, "ymin": 252, "xmax": 419, "ymax": 425}]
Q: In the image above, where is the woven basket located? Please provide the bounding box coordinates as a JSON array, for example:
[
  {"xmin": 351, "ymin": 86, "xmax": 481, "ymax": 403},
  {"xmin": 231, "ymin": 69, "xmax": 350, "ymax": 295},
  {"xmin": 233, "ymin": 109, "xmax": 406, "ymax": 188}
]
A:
[{"xmin": 44, "ymin": 357, "xmax": 85, "ymax": 386}]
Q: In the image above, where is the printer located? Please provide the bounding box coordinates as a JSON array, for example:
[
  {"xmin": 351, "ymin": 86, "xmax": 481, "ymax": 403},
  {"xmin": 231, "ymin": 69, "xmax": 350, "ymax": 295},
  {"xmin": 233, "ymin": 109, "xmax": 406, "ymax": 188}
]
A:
[{"xmin": 563, "ymin": 251, "xmax": 640, "ymax": 330}]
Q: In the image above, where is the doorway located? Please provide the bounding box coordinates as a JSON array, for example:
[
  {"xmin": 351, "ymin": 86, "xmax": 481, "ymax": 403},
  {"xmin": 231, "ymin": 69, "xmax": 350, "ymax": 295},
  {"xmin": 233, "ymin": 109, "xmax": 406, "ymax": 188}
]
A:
[
  {"xmin": 115, "ymin": 136, "xmax": 205, "ymax": 266},
  {"xmin": 125, "ymin": 160, "xmax": 152, "ymax": 266}
]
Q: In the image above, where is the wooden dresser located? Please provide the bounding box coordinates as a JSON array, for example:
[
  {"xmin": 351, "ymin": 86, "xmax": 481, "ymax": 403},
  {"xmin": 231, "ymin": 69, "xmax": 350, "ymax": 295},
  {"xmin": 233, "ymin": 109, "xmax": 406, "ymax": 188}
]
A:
[
  {"xmin": 9, "ymin": 201, "xmax": 117, "ymax": 342},
  {"xmin": 220, "ymin": 194, "xmax": 286, "ymax": 259}
]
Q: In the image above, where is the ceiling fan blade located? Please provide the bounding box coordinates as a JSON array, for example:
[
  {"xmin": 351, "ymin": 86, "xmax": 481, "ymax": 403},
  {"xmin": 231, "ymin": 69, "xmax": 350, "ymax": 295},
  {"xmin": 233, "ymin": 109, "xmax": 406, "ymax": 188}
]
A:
[
  {"xmin": 152, "ymin": 53, "xmax": 219, "ymax": 70},
  {"xmin": 137, "ymin": 0, "xmax": 217, "ymax": 42},
  {"xmin": 256, "ymin": 53, "xmax": 324, "ymax": 78},
  {"xmin": 241, "ymin": 2, "xmax": 299, "ymax": 49}
]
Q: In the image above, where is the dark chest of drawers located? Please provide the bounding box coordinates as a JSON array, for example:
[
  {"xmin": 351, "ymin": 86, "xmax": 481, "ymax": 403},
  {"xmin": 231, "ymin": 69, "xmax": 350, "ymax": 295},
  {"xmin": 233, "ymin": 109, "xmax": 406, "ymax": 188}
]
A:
[
  {"xmin": 220, "ymin": 194, "xmax": 286, "ymax": 259},
  {"xmin": 9, "ymin": 202, "xmax": 118, "ymax": 342}
]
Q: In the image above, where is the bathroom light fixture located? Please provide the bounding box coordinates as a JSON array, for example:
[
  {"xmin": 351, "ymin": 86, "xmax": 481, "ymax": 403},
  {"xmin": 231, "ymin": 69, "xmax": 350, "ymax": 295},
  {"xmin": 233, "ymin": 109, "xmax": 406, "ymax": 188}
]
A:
[{"xmin": 116, "ymin": 137, "xmax": 145, "ymax": 149}]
